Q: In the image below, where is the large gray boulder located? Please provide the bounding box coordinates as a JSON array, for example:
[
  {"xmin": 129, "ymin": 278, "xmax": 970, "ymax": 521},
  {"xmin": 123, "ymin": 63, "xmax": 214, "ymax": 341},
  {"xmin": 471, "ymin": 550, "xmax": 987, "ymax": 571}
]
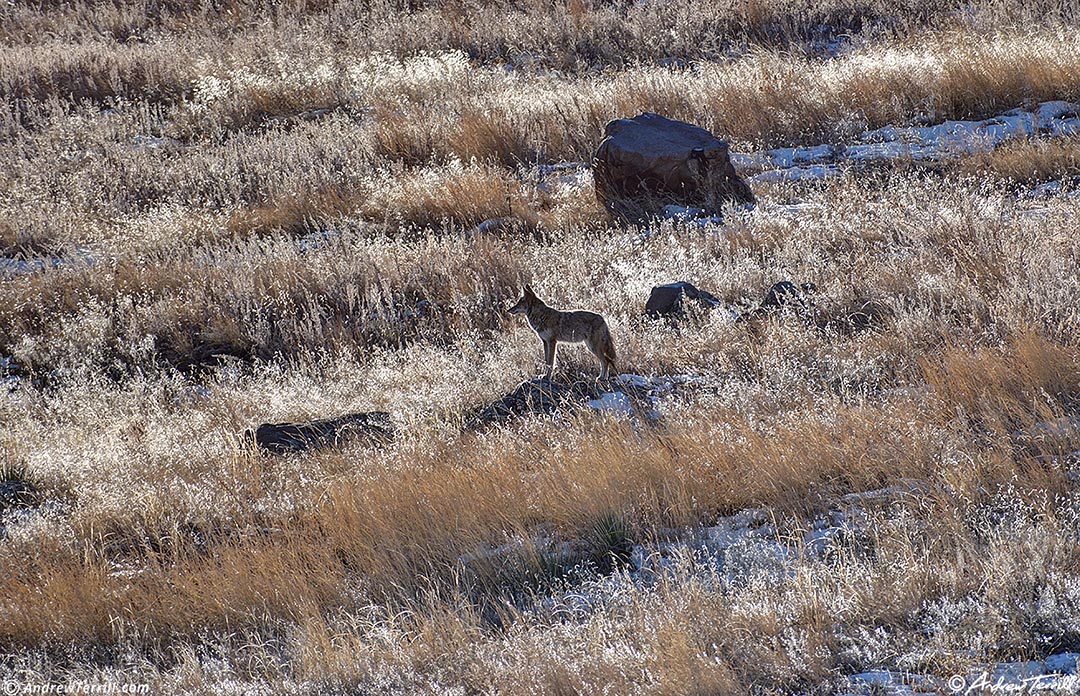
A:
[{"xmin": 593, "ymin": 113, "xmax": 755, "ymax": 222}]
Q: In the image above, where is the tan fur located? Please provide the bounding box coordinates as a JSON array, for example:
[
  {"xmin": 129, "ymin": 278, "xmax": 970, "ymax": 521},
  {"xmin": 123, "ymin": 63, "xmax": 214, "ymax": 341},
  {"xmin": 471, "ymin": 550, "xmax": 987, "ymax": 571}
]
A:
[{"xmin": 507, "ymin": 286, "xmax": 617, "ymax": 379}]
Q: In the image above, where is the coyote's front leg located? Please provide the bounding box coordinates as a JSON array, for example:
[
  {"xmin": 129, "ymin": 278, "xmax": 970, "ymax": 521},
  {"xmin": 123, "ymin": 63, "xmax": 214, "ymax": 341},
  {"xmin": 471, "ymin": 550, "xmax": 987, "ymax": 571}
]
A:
[{"xmin": 542, "ymin": 339, "xmax": 557, "ymax": 377}]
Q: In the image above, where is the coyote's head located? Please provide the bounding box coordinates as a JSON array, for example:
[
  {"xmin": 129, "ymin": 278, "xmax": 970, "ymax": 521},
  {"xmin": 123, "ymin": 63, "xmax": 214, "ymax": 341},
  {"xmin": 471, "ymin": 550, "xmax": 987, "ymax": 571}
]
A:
[{"xmin": 507, "ymin": 286, "xmax": 539, "ymax": 315}]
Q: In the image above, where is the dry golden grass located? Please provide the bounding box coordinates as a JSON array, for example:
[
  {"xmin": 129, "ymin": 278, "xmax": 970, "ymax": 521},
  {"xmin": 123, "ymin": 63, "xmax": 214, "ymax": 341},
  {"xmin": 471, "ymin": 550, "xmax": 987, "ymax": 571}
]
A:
[
  {"xmin": 955, "ymin": 135, "xmax": 1080, "ymax": 183},
  {"xmin": 2, "ymin": 0, "xmax": 1080, "ymax": 693}
]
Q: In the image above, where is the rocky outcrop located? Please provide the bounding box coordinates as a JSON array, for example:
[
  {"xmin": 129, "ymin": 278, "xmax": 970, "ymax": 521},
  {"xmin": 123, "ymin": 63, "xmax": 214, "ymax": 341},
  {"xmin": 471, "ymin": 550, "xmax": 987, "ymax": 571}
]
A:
[
  {"xmin": 467, "ymin": 374, "xmax": 707, "ymax": 427},
  {"xmin": 468, "ymin": 377, "xmax": 603, "ymax": 426},
  {"xmin": 247, "ymin": 412, "xmax": 395, "ymax": 454},
  {"xmin": 593, "ymin": 113, "xmax": 755, "ymax": 223}
]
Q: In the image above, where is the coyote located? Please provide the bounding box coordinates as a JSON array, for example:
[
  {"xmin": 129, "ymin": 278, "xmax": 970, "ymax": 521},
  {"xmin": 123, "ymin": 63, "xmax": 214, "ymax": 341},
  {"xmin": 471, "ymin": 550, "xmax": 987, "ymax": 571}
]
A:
[{"xmin": 508, "ymin": 286, "xmax": 617, "ymax": 379}]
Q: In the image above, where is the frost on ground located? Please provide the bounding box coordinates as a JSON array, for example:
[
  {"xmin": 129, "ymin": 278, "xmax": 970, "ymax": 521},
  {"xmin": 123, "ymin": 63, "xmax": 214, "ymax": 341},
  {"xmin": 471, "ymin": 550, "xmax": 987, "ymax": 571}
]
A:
[
  {"xmin": 843, "ymin": 655, "xmax": 1080, "ymax": 696},
  {"xmin": 523, "ymin": 484, "xmax": 1080, "ymax": 696},
  {"xmin": 736, "ymin": 100, "xmax": 1080, "ymax": 184}
]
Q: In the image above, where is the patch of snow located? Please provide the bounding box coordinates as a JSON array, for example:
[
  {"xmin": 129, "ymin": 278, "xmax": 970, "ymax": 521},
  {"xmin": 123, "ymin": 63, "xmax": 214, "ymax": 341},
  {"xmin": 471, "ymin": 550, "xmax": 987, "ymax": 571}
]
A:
[
  {"xmin": 660, "ymin": 204, "xmax": 705, "ymax": 219},
  {"xmin": 0, "ymin": 248, "xmax": 95, "ymax": 278},
  {"xmin": 748, "ymin": 164, "xmax": 841, "ymax": 185},
  {"xmin": 1033, "ymin": 180, "xmax": 1062, "ymax": 196},
  {"xmin": 465, "ymin": 217, "xmax": 516, "ymax": 237},
  {"xmin": 803, "ymin": 520, "xmax": 846, "ymax": 556},
  {"xmin": 587, "ymin": 391, "xmax": 634, "ymax": 418},
  {"xmin": 847, "ymin": 669, "xmax": 938, "ymax": 695},
  {"xmin": 738, "ymin": 100, "xmax": 1080, "ymax": 185},
  {"xmin": 659, "ymin": 204, "xmax": 726, "ymax": 226},
  {"xmin": 296, "ymin": 227, "xmax": 341, "ymax": 251},
  {"xmin": 991, "ymin": 660, "xmax": 1046, "ymax": 682},
  {"xmin": 1045, "ymin": 653, "xmax": 1080, "ymax": 674},
  {"xmin": 131, "ymin": 134, "xmax": 181, "ymax": 150},
  {"xmin": 614, "ymin": 374, "xmax": 653, "ymax": 389},
  {"xmin": 534, "ymin": 162, "xmax": 592, "ymax": 195},
  {"xmin": 0, "ymin": 256, "xmax": 61, "ymax": 275}
]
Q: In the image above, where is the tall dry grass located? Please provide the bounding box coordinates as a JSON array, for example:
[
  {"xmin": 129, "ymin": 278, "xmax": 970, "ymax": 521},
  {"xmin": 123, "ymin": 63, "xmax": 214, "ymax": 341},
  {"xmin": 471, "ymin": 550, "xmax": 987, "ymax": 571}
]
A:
[{"xmin": 2, "ymin": 0, "xmax": 1080, "ymax": 692}]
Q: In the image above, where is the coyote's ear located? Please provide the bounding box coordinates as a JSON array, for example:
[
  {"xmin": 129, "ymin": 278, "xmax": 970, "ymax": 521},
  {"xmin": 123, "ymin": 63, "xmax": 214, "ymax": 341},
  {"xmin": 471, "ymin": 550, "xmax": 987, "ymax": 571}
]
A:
[{"xmin": 524, "ymin": 285, "xmax": 535, "ymax": 296}]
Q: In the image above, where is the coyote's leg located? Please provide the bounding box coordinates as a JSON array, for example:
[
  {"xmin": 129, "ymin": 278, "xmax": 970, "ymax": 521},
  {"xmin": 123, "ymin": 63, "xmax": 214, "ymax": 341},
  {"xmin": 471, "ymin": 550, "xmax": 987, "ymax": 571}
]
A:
[
  {"xmin": 586, "ymin": 337, "xmax": 610, "ymax": 379},
  {"xmin": 543, "ymin": 339, "xmax": 557, "ymax": 377}
]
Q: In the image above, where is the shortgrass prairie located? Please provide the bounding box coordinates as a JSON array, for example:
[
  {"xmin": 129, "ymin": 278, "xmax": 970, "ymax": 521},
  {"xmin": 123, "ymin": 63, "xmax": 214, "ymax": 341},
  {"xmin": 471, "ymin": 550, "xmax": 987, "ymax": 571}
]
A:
[{"xmin": 2, "ymin": 0, "xmax": 1080, "ymax": 693}]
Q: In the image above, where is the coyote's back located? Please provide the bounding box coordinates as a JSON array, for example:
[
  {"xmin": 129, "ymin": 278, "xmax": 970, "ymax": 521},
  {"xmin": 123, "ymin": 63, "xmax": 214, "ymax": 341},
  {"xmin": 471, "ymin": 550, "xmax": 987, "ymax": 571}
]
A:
[{"xmin": 508, "ymin": 286, "xmax": 617, "ymax": 379}]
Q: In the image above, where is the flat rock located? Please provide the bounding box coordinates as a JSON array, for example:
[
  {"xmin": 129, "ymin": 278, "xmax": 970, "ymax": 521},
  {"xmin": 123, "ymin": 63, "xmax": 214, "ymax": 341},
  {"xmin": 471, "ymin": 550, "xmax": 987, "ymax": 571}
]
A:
[
  {"xmin": 1045, "ymin": 653, "xmax": 1080, "ymax": 674},
  {"xmin": 247, "ymin": 412, "xmax": 394, "ymax": 454},
  {"xmin": 469, "ymin": 377, "xmax": 602, "ymax": 426}
]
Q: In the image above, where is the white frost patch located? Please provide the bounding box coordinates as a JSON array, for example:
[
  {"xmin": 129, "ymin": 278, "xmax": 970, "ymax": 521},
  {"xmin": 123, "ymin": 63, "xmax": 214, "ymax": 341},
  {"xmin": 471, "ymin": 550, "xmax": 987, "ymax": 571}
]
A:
[
  {"xmin": 131, "ymin": 134, "xmax": 181, "ymax": 150},
  {"xmin": 614, "ymin": 373, "xmax": 654, "ymax": 389},
  {"xmin": 842, "ymin": 653, "xmax": 1080, "ymax": 695},
  {"xmin": 737, "ymin": 100, "xmax": 1080, "ymax": 185},
  {"xmin": 0, "ymin": 248, "xmax": 96, "ymax": 277},
  {"xmin": 0, "ymin": 256, "xmax": 63, "ymax": 275},
  {"xmin": 612, "ymin": 372, "xmax": 709, "ymax": 418},
  {"xmin": 587, "ymin": 391, "xmax": 634, "ymax": 418},
  {"xmin": 844, "ymin": 670, "xmax": 937, "ymax": 695},
  {"xmin": 1045, "ymin": 653, "xmax": 1080, "ymax": 674},
  {"xmin": 659, "ymin": 204, "xmax": 724, "ymax": 226},
  {"xmin": 748, "ymin": 163, "xmax": 842, "ymax": 184},
  {"xmin": 534, "ymin": 162, "xmax": 592, "ymax": 196}
]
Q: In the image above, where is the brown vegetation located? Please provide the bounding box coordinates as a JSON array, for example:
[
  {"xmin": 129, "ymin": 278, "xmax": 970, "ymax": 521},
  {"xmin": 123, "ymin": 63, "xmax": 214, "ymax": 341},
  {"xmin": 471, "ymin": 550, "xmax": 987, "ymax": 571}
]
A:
[{"xmin": 2, "ymin": 0, "xmax": 1079, "ymax": 693}]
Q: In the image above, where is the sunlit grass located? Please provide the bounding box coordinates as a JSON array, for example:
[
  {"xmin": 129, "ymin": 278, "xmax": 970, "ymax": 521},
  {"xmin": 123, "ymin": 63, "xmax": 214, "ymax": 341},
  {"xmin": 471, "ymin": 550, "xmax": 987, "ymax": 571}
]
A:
[{"xmin": 2, "ymin": 0, "xmax": 1080, "ymax": 692}]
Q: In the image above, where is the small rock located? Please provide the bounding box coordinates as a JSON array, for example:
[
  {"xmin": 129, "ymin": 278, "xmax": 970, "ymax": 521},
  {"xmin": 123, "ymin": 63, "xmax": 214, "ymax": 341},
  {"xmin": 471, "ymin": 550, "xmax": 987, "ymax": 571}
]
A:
[
  {"xmin": 469, "ymin": 377, "xmax": 601, "ymax": 426},
  {"xmin": 739, "ymin": 280, "xmax": 817, "ymax": 321},
  {"xmin": 645, "ymin": 281, "xmax": 723, "ymax": 318},
  {"xmin": 0, "ymin": 480, "xmax": 38, "ymax": 514}
]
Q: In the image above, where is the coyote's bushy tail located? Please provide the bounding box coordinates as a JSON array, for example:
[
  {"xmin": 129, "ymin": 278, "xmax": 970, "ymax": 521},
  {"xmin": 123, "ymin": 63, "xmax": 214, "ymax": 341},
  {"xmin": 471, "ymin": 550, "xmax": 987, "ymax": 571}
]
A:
[{"xmin": 599, "ymin": 324, "xmax": 617, "ymax": 370}]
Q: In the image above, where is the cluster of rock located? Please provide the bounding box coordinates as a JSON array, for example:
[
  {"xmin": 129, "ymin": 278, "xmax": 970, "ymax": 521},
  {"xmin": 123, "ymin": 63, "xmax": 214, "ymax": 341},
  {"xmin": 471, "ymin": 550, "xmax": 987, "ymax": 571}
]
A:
[
  {"xmin": 645, "ymin": 278, "xmax": 891, "ymax": 336},
  {"xmin": 645, "ymin": 279, "xmax": 818, "ymax": 321}
]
